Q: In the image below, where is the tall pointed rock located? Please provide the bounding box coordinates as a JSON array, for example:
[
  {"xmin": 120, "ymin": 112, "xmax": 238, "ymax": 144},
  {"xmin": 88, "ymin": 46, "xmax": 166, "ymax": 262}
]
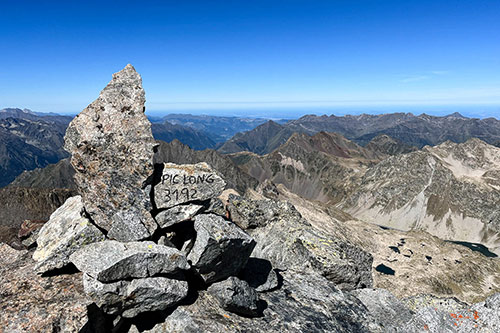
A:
[{"xmin": 64, "ymin": 64, "xmax": 157, "ymax": 241}]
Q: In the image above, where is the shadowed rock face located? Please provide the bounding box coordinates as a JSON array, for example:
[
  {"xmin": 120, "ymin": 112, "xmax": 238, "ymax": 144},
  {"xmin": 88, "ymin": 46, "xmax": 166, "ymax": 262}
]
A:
[
  {"xmin": 83, "ymin": 274, "xmax": 189, "ymax": 319},
  {"xmin": 64, "ymin": 64, "xmax": 157, "ymax": 241}
]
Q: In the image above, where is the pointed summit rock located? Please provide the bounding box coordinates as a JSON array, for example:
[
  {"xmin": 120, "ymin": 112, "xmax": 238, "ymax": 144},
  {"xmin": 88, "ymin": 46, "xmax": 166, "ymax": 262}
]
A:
[{"xmin": 64, "ymin": 64, "xmax": 157, "ymax": 241}]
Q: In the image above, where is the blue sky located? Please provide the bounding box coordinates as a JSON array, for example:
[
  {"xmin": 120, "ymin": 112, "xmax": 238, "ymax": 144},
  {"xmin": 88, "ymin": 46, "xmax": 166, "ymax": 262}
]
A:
[{"xmin": 1, "ymin": 0, "xmax": 499, "ymax": 117}]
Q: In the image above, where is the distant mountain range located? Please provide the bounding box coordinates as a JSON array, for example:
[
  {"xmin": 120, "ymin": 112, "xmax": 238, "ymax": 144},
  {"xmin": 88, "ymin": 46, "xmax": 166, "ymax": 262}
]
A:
[
  {"xmin": 0, "ymin": 110, "xmax": 72, "ymax": 187},
  {"xmin": 151, "ymin": 121, "xmax": 217, "ymax": 150},
  {"xmin": 218, "ymin": 112, "xmax": 500, "ymax": 155},
  {"xmin": 0, "ymin": 109, "xmax": 277, "ymax": 185},
  {"xmin": 158, "ymin": 114, "xmax": 287, "ymax": 143}
]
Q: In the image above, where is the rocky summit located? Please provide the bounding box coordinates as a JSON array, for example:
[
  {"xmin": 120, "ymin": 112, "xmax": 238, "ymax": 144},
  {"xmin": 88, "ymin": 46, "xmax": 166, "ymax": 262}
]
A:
[
  {"xmin": 1, "ymin": 65, "xmax": 500, "ymax": 333},
  {"xmin": 64, "ymin": 64, "xmax": 157, "ymax": 242}
]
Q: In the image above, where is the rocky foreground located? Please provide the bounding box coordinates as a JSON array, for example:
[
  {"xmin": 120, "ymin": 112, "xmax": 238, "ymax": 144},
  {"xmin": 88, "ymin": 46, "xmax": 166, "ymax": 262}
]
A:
[{"xmin": 1, "ymin": 65, "xmax": 499, "ymax": 332}]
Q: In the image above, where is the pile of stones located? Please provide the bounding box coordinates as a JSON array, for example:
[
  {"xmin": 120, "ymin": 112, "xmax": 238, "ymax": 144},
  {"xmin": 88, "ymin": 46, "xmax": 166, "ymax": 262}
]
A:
[{"xmin": 31, "ymin": 64, "xmax": 267, "ymax": 321}]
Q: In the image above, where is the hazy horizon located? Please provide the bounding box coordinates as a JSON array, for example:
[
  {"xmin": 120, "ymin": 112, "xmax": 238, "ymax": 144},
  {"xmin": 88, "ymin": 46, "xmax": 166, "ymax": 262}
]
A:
[{"xmin": 4, "ymin": 104, "xmax": 500, "ymax": 120}]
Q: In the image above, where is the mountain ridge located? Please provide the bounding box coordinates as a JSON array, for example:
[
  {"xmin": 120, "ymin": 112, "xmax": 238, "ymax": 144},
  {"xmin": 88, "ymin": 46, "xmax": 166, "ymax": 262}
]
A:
[{"xmin": 219, "ymin": 112, "xmax": 500, "ymax": 155}]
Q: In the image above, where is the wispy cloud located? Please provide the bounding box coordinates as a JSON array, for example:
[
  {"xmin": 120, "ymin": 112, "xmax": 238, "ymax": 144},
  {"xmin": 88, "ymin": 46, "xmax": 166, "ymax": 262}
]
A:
[
  {"xmin": 400, "ymin": 70, "xmax": 449, "ymax": 83},
  {"xmin": 430, "ymin": 70, "xmax": 449, "ymax": 75},
  {"xmin": 400, "ymin": 75, "xmax": 430, "ymax": 83}
]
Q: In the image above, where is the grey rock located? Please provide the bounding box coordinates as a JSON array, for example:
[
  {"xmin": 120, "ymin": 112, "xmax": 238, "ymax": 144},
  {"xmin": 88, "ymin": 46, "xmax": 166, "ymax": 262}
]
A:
[
  {"xmin": 187, "ymin": 214, "xmax": 256, "ymax": 284},
  {"xmin": 351, "ymin": 288, "xmax": 413, "ymax": 331},
  {"xmin": 83, "ymin": 274, "xmax": 127, "ymax": 315},
  {"xmin": 141, "ymin": 271, "xmax": 383, "ymax": 332},
  {"xmin": 153, "ymin": 162, "xmax": 225, "ymax": 209},
  {"xmin": 204, "ymin": 197, "xmax": 227, "ymax": 217},
  {"xmin": 83, "ymin": 274, "xmax": 189, "ymax": 318},
  {"xmin": 180, "ymin": 238, "xmax": 195, "ymax": 255},
  {"xmin": 33, "ymin": 196, "xmax": 105, "ymax": 273},
  {"xmin": 207, "ymin": 276, "xmax": 259, "ymax": 317},
  {"xmin": 64, "ymin": 64, "xmax": 157, "ymax": 242},
  {"xmin": 70, "ymin": 240, "xmax": 190, "ymax": 282},
  {"xmin": 240, "ymin": 257, "xmax": 279, "ymax": 292},
  {"xmin": 227, "ymin": 194, "xmax": 286, "ymax": 229},
  {"xmin": 123, "ymin": 277, "xmax": 189, "ymax": 318},
  {"xmin": 249, "ymin": 198, "xmax": 373, "ymax": 290},
  {"xmin": 155, "ymin": 204, "xmax": 203, "ymax": 229},
  {"xmin": 403, "ymin": 294, "xmax": 469, "ymax": 314}
]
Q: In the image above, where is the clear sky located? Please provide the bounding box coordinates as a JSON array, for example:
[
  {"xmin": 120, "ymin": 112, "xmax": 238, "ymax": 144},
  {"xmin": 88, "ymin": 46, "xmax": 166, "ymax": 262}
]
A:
[{"xmin": 1, "ymin": 0, "xmax": 499, "ymax": 118}]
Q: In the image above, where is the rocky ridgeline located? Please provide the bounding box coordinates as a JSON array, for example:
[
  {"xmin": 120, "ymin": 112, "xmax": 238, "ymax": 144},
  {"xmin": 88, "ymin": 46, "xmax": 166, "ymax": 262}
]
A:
[{"xmin": 3, "ymin": 65, "xmax": 497, "ymax": 332}]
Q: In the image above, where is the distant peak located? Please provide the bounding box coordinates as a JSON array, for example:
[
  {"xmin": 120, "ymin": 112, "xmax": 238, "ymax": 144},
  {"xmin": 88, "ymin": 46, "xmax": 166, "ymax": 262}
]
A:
[{"xmin": 445, "ymin": 112, "xmax": 467, "ymax": 119}]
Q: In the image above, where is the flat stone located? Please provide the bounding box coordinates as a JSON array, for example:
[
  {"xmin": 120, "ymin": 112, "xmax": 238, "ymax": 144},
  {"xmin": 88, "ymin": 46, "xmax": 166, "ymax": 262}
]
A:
[
  {"xmin": 187, "ymin": 214, "xmax": 256, "ymax": 284},
  {"xmin": 153, "ymin": 163, "xmax": 226, "ymax": 209},
  {"xmin": 207, "ymin": 276, "xmax": 259, "ymax": 317},
  {"xmin": 83, "ymin": 274, "xmax": 189, "ymax": 318},
  {"xmin": 70, "ymin": 240, "xmax": 190, "ymax": 282},
  {"xmin": 33, "ymin": 196, "xmax": 105, "ymax": 273},
  {"xmin": 155, "ymin": 204, "xmax": 203, "ymax": 228},
  {"xmin": 64, "ymin": 64, "xmax": 157, "ymax": 242}
]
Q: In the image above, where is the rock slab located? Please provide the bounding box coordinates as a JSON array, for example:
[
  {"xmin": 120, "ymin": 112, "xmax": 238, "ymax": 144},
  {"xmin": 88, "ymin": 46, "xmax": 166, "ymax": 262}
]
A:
[
  {"xmin": 187, "ymin": 213, "xmax": 256, "ymax": 284},
  {"xmin": 64, "ymin": 64, "xmax": 157, "ymax": 242},
  {"xmin": 33, "ymin": 196, "xmax": 105, "ymax": 273},
  {"xmin": 155, "ymin": 204, "xmax": 204, "ymax": 228},
  {"xmin": 154, "ymin": 162, "xmax": 226, "ymax": 209},
  {"xmin": 207, "ymin": 276, "xmax": 259, "ymax": 317},
  {"xmin": 83, "ymin": 274, "xmax": 189, "ymax": 318},
  {"xmin": 70, "ymin": 240, "xmax": 190, "ymax": 282}
]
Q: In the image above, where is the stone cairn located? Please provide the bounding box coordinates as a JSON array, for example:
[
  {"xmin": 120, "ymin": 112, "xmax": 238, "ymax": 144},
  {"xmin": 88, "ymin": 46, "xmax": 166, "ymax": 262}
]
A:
[{"xmin": 32, "ymin": 65, "xmax": 264, "ymax": 319}]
